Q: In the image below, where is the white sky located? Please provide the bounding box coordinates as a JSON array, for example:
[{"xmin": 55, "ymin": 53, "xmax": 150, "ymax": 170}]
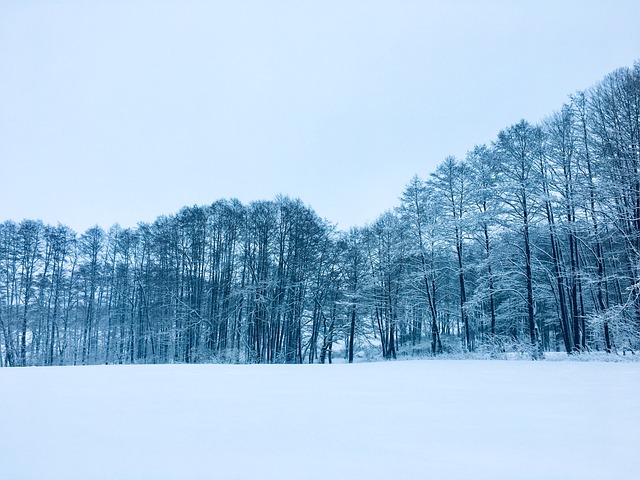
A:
[{"xmin": 1, "ymin": 1, "xmax": 638, "ymax": 233}]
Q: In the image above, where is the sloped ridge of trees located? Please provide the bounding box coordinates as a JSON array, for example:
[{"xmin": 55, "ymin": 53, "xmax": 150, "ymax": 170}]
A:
[{"xmin": 1, "ymin": 62, "xmax": 639, "ymax": 366}]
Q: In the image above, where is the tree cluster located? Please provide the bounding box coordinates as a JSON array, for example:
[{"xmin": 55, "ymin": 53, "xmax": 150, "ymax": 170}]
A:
[{"xmin": 1, "ymin": 62, "xmax": 639, "ymax": 366}]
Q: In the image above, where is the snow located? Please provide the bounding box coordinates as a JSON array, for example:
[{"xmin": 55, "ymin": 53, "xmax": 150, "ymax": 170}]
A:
[{"xmin": 1, "ymin": 360, "xmax": 638, "ymax": 480}]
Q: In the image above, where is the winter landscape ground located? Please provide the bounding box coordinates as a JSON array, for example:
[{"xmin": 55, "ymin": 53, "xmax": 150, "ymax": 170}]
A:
[{"xmin": 1, "ymin": 359, "xmax": 638, "ymax": 480}]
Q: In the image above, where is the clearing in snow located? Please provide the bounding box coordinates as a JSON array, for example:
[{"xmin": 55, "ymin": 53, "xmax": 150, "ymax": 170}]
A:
[{"xmin": 0, "ymin": 359, "xmax": 638, "ymax": 480}]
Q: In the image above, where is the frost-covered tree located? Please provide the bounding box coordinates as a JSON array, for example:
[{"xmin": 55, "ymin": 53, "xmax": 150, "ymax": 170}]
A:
[{"xmin": 495, "ymin": 120, "xmax": 544, "ymax": 357}]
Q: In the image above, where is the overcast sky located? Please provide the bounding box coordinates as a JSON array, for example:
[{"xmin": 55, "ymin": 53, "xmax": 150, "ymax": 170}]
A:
[{"xmin": 1, "ymin": 1, "xmax": 638, "ymax": 233}]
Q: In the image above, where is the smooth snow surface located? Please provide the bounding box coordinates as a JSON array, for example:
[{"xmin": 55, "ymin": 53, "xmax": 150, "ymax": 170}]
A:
[{"xmin": 1, "ymin": 360, "xmax": 638, "ymax": 480}]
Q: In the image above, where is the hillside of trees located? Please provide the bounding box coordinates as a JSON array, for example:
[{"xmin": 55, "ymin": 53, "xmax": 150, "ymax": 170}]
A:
[{"xmin": 1, "ymin": 62, "xmax": 639, "ymax": 366}]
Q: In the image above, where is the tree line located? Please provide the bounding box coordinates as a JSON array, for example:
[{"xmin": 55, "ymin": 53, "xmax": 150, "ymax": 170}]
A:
[{"xmin": 1, "ymin": 62, "xmax": 639, "ymax": 366}]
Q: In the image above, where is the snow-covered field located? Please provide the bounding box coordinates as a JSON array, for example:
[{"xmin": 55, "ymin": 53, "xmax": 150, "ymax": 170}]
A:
[{"xmin": 1, "ymin": 360, "xmax": 638, "ymax": 480}]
